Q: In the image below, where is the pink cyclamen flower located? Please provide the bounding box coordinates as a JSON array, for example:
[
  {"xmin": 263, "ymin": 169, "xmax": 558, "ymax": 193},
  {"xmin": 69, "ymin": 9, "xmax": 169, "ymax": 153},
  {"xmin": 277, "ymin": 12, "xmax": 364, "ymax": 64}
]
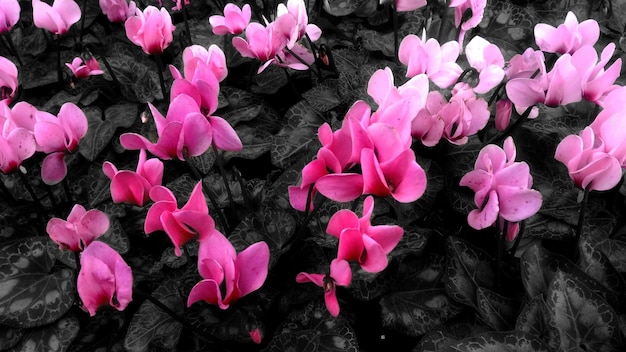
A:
[
  {"xmin": 125, "ymin": 6, "xmax": 175, "ymax": 55},
  {"xmin": 464, "ymin": 36, "xmax": 505, "ymax": 94},
  {"xmin": 32, "ymin": 0, "xmax": 81, "ymax": 35},
  {"xmin": 460, "ymin": 137, "xmax": 543, "ymax": 241},
  {"xmin": 249, "ymin": 328, "xmax": 262, "ymax": 344},
  {"xmin": 534, "ymin": 11, "xmax": 599, "ymax": 55},
  {"xmin": 66, "ymin": 57, "xmax": 104, "ymax": 79},
  {"xmin": 99, "ymin": 0, "xmax": 136, "ymax": 22},
  {"xmin": 46, "ymin": 204, "xmax": 110, "ymax": 252},
  {"xmin": 78, "ymin": 241, "xmax": 133, "ymax": 316},
  {"xmin": 120, "ymin": 94, "xmax": 213, "ymax": 160},
  {"xmin": 448, "ymin": 0, "xmax": 487, "ymax": 46},
  {"xmin": 296, "ymin": 259, "xmax": 352, "ymax": 317},
  {"xmin": 0, "ymin": 0, "xmax": 20, "ymax": 34},
  {"xmin": 187, "ymin": 229, "xmax": 270, "ymax": 309},
  {"xmin": 0, "ymin": 56, "xmax": 17, "ymax": 102},
  {"xmin": 0, "ymin": 102, "xmax": 36, "ymax": 174},
  {"xmin": 398, "ymin": 31, "xmax": 463, "ymax": 89},
  {"xmin": 571, "ymin": 44, "xmax": 622, "ymax": 104},
  {"xmin": 145, "ymin": 182, "xmax": 211, "ymax": 256},
  {"xmin": 171, "ymin": 0, "xmax": 190, "ymax": 11},
  {"xmin": 102, "ymin": 149, "xmax": 164, "ymax": 207},
  {"xmin": 34, "ymin": 103, "xmax": 88, "ymax": 185},
  {"xmin": 276, "ymin": 0, "xmax": 322, "ymax": 49},
  {"xmin": 394, "ymin": 0, "xmax": 426, "ymax": 12},
  {"xmin": 326, "ymin": 196, "xmax": 403, "ymax": 273},
  {"xmin": 209, "ymin": 3, "xmax": 251, "ymax": 35},
  {"xmin": 555, "ymin": 127, "xmax": 623, "ymax": 192},
  {"xmin": 232, "ymin": 19, "xmax": 294, "ymax": 73}
]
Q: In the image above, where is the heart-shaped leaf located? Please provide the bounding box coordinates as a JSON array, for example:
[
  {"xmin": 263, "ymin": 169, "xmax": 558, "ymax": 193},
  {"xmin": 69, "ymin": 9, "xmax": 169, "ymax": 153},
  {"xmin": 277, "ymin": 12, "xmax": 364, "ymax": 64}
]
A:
[
  {"xmin": 104, "ymin": 103, "xmax": 139, "ymax": 129},
  {"xmin": 0, "ymin": 324, "xmax": 23, "ymax": 350},
  {"xmin": 0, "ymin": 238, "xmax": 75, "ymax": 328},
  {"xmin": 546, "ymin": 270, "xmax": 622, "ymax": 351},
  {"xmin": 476, "ymin": 287, "xmax": 518, "ymax": 331},
  {"xmin": 270, "ymin": 100, "xmax": 324, "ymax": 168},
  {"xmin": 445, "ymin": 330, "xmax": 550, "ymax": 352},
  {"xmin": 516, "ymin": 294, "xmax": 550, "ymax": 340},
  {"xmin": 251, "ymin": 65, "xmax": 289, "ymax": 95},
  {"xmin": 123, "ymin": 280, "xmax": 184, "ymax": 352},
  {"xmin": 302, "ymin": 84, "xmax": 341, "ymax": 112},
  {"xmin": 579, "ymin": 236, "xmax": 626, "ymax": 312},
  {"xmin": 79, "ymin": 107, "xmax": 115, "ymax": 162},
  {"xmin": 444, "ymin": 236, "xmax": 496, "ymax": 308},
  {"xmin": 8, "ymin": 313, "xmax": 79, "ymax": 352}
]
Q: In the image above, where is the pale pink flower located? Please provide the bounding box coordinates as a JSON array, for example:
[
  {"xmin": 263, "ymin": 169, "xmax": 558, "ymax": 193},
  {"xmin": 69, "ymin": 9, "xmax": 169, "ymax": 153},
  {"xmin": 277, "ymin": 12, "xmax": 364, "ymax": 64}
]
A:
[
  {"xmin": 0, "ymin": 102, "xmax": 36, "ymax": 174},
  {"xmin": 464, "ymin": 36, "xmax": 505, "ymax": 94},
  {"xmin": 534, "ymin": 11, "xmax": 599, "ymax": 54},
  {"xmin": 125, "ymin": 6, "xmax": 175, "ymax": 55},
  {"xmin": 394, "ymin": 0, "xmax": 426, "ymax": 12},
  {"xmin": 275, "ymin": 0, "xmax": 322, "ymax": 49},
  {"xmin": 460, "ymin": 137, "xmax": 543, "ymax": 240},
  {"xmin": 32, "ymin": 0, "xmax": 81, "ymax": 35},
  {"xmin": 571, "ymin": 44, "xmax": 622, "ymax": 104},
  {"xmin": 99, "ymin": 0, "xmax": 136, "ymax": 23},
  {"xmin": 0, "ymin": 0, "xmax": 20, "ymax": 34},
  {"xmin": 0, "ymin": 56, "xmax": 17, "ymax": 103},
  {"xmin": 398, "ymin": 31, "xmax": 463, "ymax": 89},
  {"xmin": 209, "ymin": 3, "xmax": 251, "ymax": 35},
  {"xmin": 448, "ymin": 0, "xmax": 487, "ymax": 46}
]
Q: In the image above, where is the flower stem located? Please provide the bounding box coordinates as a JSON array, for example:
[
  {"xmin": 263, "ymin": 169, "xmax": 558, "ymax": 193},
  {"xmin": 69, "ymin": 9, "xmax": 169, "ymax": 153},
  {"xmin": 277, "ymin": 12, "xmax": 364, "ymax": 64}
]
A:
[
  {"xmin": 497, "ymin": 220, "xmax": 508, "ymax": 288},
  {"xmin": 508, "ymin": 221, "xmax": 525, "ymax": 257},
  {"xmin": 215, "ymin": 149, "xmax": 235, "ymax": 209},
  {"xmin": 62, "ymin": 177, "xmax": 74, "ymax": 204},
  {"xmin": 56, "ymin": 36, "xmax": 62, "ymax": 84},
  {"xmin": 574, "ymin": 188, "xmax": 590, "ymax": 261},
  {"xmin": 133, "ymin": 287, "xmax": 214, "ymax": 344},
  {"xmin": 79, "ymin": 0, "xmax": 88, "ymax": 44},
  {"xmin": 154, "ymin": 54, "xmax": 168, "ymax": 101},
  {"xmin": 0, "ymin": 176, "xmax": 16, "ymax": 206},
  {"xmin": 16, "ymin": 169, "xmax": 47, "ymax": 235},
  {"xmin": 392, "ymin": 4, "xmax": 399, "ymax": 62},
  {"xmin": 181, "ymin": 1, "xmax": 193, "ymax": 47}
]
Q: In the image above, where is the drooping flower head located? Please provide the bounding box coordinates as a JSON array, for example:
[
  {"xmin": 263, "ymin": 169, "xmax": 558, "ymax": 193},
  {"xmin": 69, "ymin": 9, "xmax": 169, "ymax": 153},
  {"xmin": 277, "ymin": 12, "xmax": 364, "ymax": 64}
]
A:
[
  {"xmin": 448, "ymin": 0, "xmax": 487, "ymax": 46},
  {"xmin": 460, "ymin": 137, "xmax": 543, "ymax": 240},
  {"xmin": 77, "ymin": 241, "xmax": 133, "ymax": 316},
  {"xmin": 46, "ymin": 204, "xmax": 110, "ymax": 252},
  {"xmin": 296, "ymin": 259, "xmax": 352, "ymax": 317},
  {"xmin": 125, "ymin": 5, "xmax": 175, "ymax": 55},
  {"xmin": 65, "ymin": 57, "xmax": 104, "ymax": 79},
  {"xmin": 102, "ymin": 149, "xmax": 164, "ymax": 207}
]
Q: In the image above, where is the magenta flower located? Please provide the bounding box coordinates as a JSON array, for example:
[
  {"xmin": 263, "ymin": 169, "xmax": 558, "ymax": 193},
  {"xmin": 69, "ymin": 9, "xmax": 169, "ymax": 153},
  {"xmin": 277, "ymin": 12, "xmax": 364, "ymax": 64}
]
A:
[
  {"xmin": 125, "ymin": 6, "xmax": 175, "ymax": 55},
  {"xmin": 144, "ymin": 182, "xmax": 211, "ymax": 256},
  {"xmin": 448, "ymin": 0, "xmax": 487, "ymax": 45},
  {"xmin": 77, "ymin": 241, "xmax": 133, "ymax": 316},
  {"xmin": 460, "ymin": 137, "xmax": 543, "ymax": 241},
  {"xmin": 65, "ymin": 57, "xmax": 104, "ymax": 79},
  {"xmin": 296, "ymin": 259, "xmax": 352, "ymax": 317},
  {"xmin": 232, "ymin": 20, "xmax": 293, "ymax": 73},
  {"xmin": 0, "ymin": 55, "xmax": 18, "ymax": 102},
  {"xmin": 102, "ymin": 149, "xmax": 164, "ymax": 207},
  {"xmin": 187, "ymin": 230, "xmax": 270, "ymax": 309},
  {"xmin": 34, "ymin": 103, "xmax": 88, "ymax": 185},
  {"xmin": 120, "ymin": 94, "xmax": 213, "ymax": 160},
  {"xmin": 534, "ymin": 11, "xmax": 599, "ymax": 55},
  {"xmin": 0, "ymin": 0, "xmax": 20, "ymax": 34},
  {"xmin": 209, "ymin": 3, "xmax": 251, "ymax": 35},
  {"xmin": 555, "ymin": 127, "xmax": 623, "ymax": 192},
  {"xmin": 464, "ymin": 36, "xmax": 505, "ymax": 94},
  {"xmin": 99, "ymin": 0, "xmax": 136, "ymax": 23},
  {"xmin": 394, "ymin": 0, "xmax": 426, "ymax": 12},
  {"xmin": 326, "ymin": 196, "xmax": 403, "ymax": 272},
  {"xmin": 398, "ymin": 31, "xmax": 463, "ymax": 89},
  {"xmin": 32, "ymin": 0, "xmax": 81, "ymax": 35},
  {"xmin": 46, "ymin": 204, "xmax": 110, "ymax": 252}
]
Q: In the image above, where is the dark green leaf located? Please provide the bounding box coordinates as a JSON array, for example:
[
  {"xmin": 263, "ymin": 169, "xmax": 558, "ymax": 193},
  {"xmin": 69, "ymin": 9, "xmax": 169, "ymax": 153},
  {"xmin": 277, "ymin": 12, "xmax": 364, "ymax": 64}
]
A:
[
  {"xmin": 356, "ymin": 28, "xmax": 395, "ymax": 57},
  {"xmin": 123, "ymin": 280, "xmax": 184, "ymax": 352},
  {"xmin": 223, "ymin": 125, "xmax": 272, "ymax": 162},
  {"xmin": 478, "ymin": 0, "xmax": 535, "ymax": 58},
  {"xmin": 381, "ymin": 255, "xmax": 463, "ymax": 336},
  {"xmin": 186, "ymin": 300, "xmax": 263, "ymax": 343},
  {"xmin": 413, "ymin": 318, "xmax": 490, "ymax": 352},
  {"xmin": 264, "ymin": 301, "xmax": 358, "ymax": 352},
  {"xmin": 270, "ymin": 100, "xmax": 324, "ymax": 168},
  {"xmin": 0, "ymin": 324, "xmax": 23, "ymax": 350},
  {"xmin": 8, "ymin": 313, "xmax": 79, "ymax": 352},
  {"xmin": 108, "ymin": 56, "xmax": 163, "ymax": 103},
  {"xmin": 104, "ymin": 103, "xmax": 139, "ymax": 129},
  {"xmin": 220, "ymin": 86, "xmax": 265, "ymax": 125},
  {"xmin": 595, "ymin": 238, "xmax": 626, "ymax": 273},
  {"xmin": 516, "ymin": 295, "xmax": 550, "ymax": 340},
  {"xmin": 302, "ymin": 84, "xmax": 342, "ymax": 112},
  {"xmin": 0, "ymin": 238, "xmax": 75, "ymax": 328},
  {"xmin": 79, "ymin": 107, "xmax": 114, "ymax": 162},
  {"xmin": 579, "ymin": 236, "xmax": 626, "ymax": 312},
  {"xmin": 444, "ymin": 330, "xmax": 550, "ymax": 352},
  {"xmin": 20, "ymin": 55, "xmax": 58, "ymax": 89},
  {"xmin": 546, "ymin": 270, "xmax": 622, "ymax": 351},
  {"xmin": 188, "ymin": 148, "xmax": 216, "ymax": 176},
  {"xmin": 322, "ymin": 0, "xmax": 364, "ymax": 16},
  {"xmin": 229, "ymin": 207, "xmax": 296, "ymax": 267},
  {"xmin": 444, "ymin": 236, "xmax": 496, "ymax": 308},
  {"xmin": 99, "ymin": 218, "xmax": 130, "ymax": 255},
  {"xmin": 476, "ymin": 287, "xmax": 518, "ymax": 331},
  {"xmin": 251, "ymin": 65, "xmax": 289, "ymax": 95}
]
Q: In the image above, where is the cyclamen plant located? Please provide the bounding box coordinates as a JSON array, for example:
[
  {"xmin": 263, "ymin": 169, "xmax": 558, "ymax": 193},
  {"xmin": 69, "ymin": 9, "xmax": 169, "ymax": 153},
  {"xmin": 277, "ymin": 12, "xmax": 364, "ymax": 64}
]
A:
[{"xmin": 1, "ymin": 1, "xmax": 626, "ymax": 351}]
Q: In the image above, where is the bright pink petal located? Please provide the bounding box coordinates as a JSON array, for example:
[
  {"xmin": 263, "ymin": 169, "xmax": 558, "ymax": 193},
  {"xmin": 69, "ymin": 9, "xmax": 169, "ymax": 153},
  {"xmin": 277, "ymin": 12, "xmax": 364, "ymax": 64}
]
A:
[
  {"xmin": 326, "ymin": 209, "xmax": 359, "ymax": 237},
  {"xmin": 236, "ymin": 241, "xmax": 270, "ymax": 297},
  {"xmin": 496, "ymin": 186, "xmax": 542, "ymax": 222},
  {"xmin": 467, "ymin": 189, "xmax": 499, "ymax": 230},
  {"xmin": 41, "ymin": 152, "xmax": 67, "ymax": 185},
  {"xmin": 360, "ymin": 235, "xmax": 388, "ymax": 273},
  {"xmin": 336, "ymin": 228, "xmax": 364, "ymax": 262},
  {"xmin": 315, "ymin": 173, "xmax": 364, "ymax": 203},
  {"xmin": 208, "ymin": 115, "xmax": 242, "ymax": 151}
]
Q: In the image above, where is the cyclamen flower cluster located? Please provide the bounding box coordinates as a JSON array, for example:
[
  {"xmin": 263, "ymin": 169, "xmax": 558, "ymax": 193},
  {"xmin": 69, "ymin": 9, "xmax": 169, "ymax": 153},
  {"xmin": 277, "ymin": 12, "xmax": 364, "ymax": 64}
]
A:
[
  {"xmin": 120, "ymin": 44, "xmax": 242, "ymax": 159},
  {"xmin": 211, "ymin": 0, "xmax": 322, "ymax": 73},
  {"xmin": 289, "ymin": 67, "xmax": 428, "ymax": 211},
  {"xmin": 297, "ymin": 196, "xmax": 403, "ymax": 316},
  {"xmin": 46, "ymin": 205, "xmax": 132, "ymax": 317}
]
